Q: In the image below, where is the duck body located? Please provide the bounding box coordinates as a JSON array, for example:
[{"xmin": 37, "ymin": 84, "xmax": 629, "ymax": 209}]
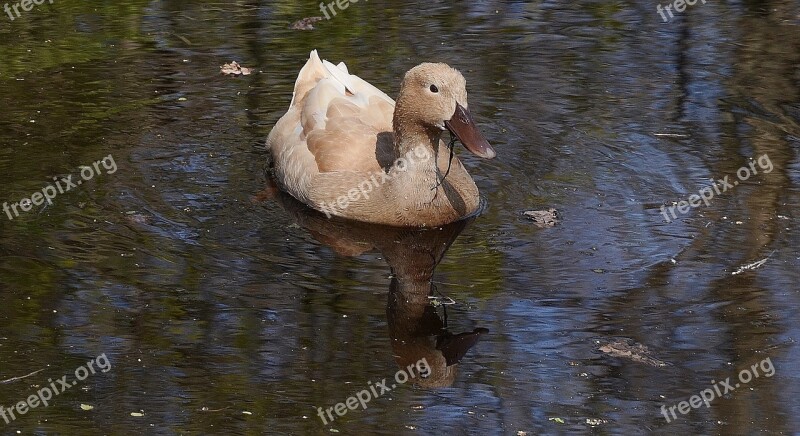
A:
[{"xmin": 267, "ymin": 50, "xmax": 495, "ymax": 227}]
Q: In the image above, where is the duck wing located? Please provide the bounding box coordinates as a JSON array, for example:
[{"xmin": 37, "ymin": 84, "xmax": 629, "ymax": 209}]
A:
[{"xmin": 276, "ymin": 50, "xmax": 395, "ymax": 174}]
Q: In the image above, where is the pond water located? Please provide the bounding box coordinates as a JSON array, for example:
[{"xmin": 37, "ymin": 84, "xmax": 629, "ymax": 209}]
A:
[{"xmin": 0, "ymin": 0, "xmax": 799, "ymax": 434}]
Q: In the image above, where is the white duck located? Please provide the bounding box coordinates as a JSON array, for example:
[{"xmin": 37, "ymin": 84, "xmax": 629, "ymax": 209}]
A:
[{"xmin": 267, "ymin": 50, "xmax": 495, "ymax": 227}]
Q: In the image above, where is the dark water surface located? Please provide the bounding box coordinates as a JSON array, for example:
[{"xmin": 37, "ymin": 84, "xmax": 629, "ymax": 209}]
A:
[{"xmin": 1, "ymin": 0, "xmax": 799, "ymax": 434}]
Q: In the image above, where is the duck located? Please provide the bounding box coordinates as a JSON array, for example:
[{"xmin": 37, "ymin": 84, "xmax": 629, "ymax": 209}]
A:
[{"xmin": 267, "ymin": 50, "xmax": 495, "ymax": 227}]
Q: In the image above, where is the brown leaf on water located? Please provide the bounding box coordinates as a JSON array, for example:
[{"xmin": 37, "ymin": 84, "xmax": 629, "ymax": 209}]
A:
[
  {"xmin": 598, "ymin": 338, "xmax": 669, "ymax": 367},
  {"xmin": 523, "ymin": 208, "xmax": 560, "ymax": 228},
  {"xmin": 290, "ymin": 16, "xmax": 324, "ymax": 30},
  {"xmin": 220, "ymin": 61, "xmax": 252, "ymax": 76}
]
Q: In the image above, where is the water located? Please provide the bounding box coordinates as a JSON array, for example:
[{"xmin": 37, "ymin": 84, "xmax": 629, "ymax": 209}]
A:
[{"xmin": 0, "ymin": 0, "xmax": 799, "ymax": 434}]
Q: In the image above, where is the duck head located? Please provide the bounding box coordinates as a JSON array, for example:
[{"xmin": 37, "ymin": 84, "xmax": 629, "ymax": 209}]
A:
[{"xmin": 394, "ymin": 63, "xmax": 496, "ymax": 159}]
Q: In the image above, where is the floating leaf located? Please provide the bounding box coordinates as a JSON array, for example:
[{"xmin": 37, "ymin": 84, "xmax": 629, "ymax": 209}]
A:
[
  {"xmin": 80, "ymin": 404, "xmax": 94, "ymax": 411},
  {"xmin": 523, "ymin": 208, "xmax": 560, "ymax": 228},
  {"xmin": 220, "ymin": 61, "xmax": 253, "ymax": 76},
  {"xmin": 598, "ymin": 338, "xmax": 669, "ymax": 367},
  {"xmin": 290, "ymin": 16, "xmax": 324, "ymax": 30}
]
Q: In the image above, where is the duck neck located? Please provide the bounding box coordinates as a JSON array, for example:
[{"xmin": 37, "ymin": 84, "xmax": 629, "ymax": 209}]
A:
[{"xmin": 392, "ymin": 112, "xmax": 441, "ymax": 162}]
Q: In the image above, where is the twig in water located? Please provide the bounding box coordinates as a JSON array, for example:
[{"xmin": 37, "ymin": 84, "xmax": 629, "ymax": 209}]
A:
[
  {"xmin": 0, "ymin": 367, "xmax": 46, "ymax": 384},
  {"xmin": 654, "ymin": 133, "xmax": 690, "ymax": 138},
  {"xmin": 731, "ymin": 250, "xmax": 776, "ymax": 275}
]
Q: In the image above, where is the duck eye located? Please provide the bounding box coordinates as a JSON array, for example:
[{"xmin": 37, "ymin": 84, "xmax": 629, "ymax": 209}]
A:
[{"xmin": 429, "ymin": 84, "xmax": 439, "ymax": 93}]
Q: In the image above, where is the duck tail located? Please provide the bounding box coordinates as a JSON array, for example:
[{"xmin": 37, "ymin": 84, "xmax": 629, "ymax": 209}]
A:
[{"xmin": 289, "ymin": 50, "xmax": 328, "ymax": 108}]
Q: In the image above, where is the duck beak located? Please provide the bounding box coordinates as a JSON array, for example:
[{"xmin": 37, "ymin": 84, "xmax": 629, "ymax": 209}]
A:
[{"xmin": 444, "ymin": 103, "xmax": 496, "ymax": 159}]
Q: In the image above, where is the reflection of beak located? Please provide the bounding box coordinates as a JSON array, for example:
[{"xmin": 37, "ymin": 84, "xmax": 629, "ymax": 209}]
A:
[
  {"xmin": 436, "ymin": 328, "xmax": 490, "ymax": 366},
  {"xmin": 444, "ymin": 103, "xmax": 496, "ymax": 159}
]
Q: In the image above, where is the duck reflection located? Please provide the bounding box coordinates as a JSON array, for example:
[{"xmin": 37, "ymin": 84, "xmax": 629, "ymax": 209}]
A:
[{"xmin": 272, "ymin": 187, "xmax": 488, "ymax": 387}]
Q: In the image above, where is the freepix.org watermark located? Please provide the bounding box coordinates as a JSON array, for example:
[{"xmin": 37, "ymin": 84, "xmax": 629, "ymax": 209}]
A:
[
  {"xmin": 660, "ymin": 357, "xmax": 774, "ymax": 423},
  {"xmin": 318, "ymin": 0, "xmax": 366, "ymax": 20},
  {"xmin": 660, "ymin": 153, "xmax": 772, "ymax": 223},
  {"xmin": 1, "ymin": 353, "xmax": 111, "ymax": 425},
  {"xmin": 318, "ymin": 145, "xmax": 432, "ymax": 218},
  {"xmin": 3, "ymin": 154, "xmax": 117, "ymax": 221},
  {"xmin": 316, "ymin": 357, "xmax": 431, "ymax": 425},
  {"xmin": 4, "ymin": 0, "xmax": 54, "ymax": 21},
  {"xmin": 656, "ymin": 0, "xmax": 706, "ymax": 23}
]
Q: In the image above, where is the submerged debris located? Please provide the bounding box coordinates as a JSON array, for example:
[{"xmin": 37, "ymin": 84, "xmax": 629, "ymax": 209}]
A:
[
  {"xmin": 125, "ymin": 211, "xmax": 152, "ymax": 225},
  {"xmin": 523, "ymin": 208, "xmax": 560, "ymax": 228},
  {"xmin": 428, "ymin": 295, "xmax": 456, "ymax": 307},
  {"xmin": 290, "ymin": 16, "xmax": 324, "ymax": 30},
  {"xmin": 220, "ymin": 61, "xmax": 253, "ymax": 76},
  {"xmin": 598, "ymin": 338, "xmax": 669, "ymax": 367}
]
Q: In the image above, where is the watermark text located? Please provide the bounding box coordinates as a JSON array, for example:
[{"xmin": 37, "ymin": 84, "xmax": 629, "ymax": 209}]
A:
[
  {"xmin": 316, "ymin": 357, "xmax": 430, "ymax": 425},
  {"xmin": 660, "ymin": 357, "xmax": 774, "ymax": 423},
  {"xmin": 660, "ymin": 153, "xmax": 772, "ymax": 223},
  {"xmin": 3, "ymin": 154, "xmax": 117, "ymax": 221},
  {"xmin": 1, "ymin": 353, "xmax": 112, "ymax": 425},
  {"xmin": 4, "ymin": 0, "xmax": 54, "ymax": 21},
  {"xmin": 657, "ymin": 0, "xmax": 706, "ymax": 22}
]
